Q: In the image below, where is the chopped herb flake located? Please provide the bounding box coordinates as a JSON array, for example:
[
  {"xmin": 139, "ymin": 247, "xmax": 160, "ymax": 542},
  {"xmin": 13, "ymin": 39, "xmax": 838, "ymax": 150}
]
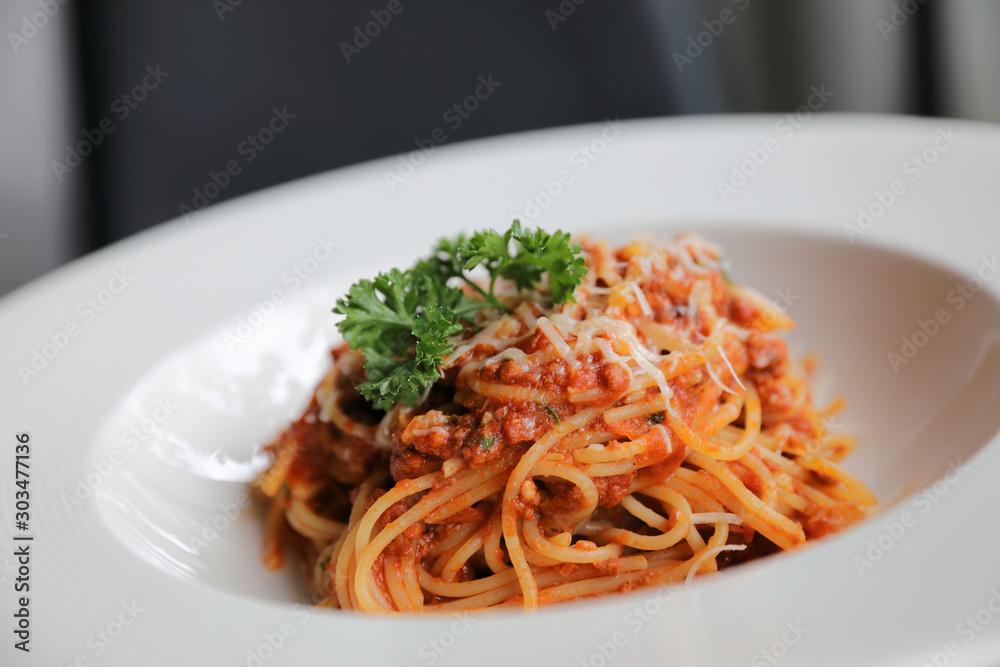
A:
[
  {"xmin": 720, "ymin": 258, "xmax": 733, "ymax": 284},
  {"xmin": 543, "ymin": 404, "xmax": 561, "ymax": 424}
]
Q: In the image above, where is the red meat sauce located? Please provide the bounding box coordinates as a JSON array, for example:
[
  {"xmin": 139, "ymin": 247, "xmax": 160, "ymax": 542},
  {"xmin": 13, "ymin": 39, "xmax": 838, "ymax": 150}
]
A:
[
  {"xmin": 604, "ymin": 241, "xmax": 731, "ymax": 330},
  {"xmin": 393, "ymin": 327, "xmax": 676, "ymax": 476},
  {"xmin": 272, "ymin": 258, "xmax": 810, "ymax": 535},
  {"xmin": 271, "ymin": 396, "xmax": 380, "ymax": 489},
  {"xmin": 362, "ymin": 490, "xmax": 435, "ymax": 559},
  {"xmin": 290, "ymin": 351, "xmax": 792, "ymax": 506},
  {"xmin": 728, "ymin": 293, "xmax": 803, "ymax": 417},
  {"xmin": 587, "ymin": 250, "xmax": 800, "ymax": 422}
]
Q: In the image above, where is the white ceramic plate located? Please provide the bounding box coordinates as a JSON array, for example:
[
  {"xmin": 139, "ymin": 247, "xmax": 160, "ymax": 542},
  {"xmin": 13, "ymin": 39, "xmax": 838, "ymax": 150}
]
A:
[{"xmin": 3, "ymin": 115, "xmax": 1000, "ymax": 667}]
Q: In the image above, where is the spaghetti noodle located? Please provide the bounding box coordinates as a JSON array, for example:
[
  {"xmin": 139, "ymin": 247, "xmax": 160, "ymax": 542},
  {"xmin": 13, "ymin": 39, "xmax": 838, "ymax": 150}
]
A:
[{"xmin": 253, "ymin": 233, "xmax": 875, "ymax": 613}]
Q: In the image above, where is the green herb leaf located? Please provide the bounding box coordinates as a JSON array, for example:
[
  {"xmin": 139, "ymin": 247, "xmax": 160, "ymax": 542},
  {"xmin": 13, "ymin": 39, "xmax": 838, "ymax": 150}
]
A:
[
  {"xmin": 649, "ymin": 412, "xmax": 665, "ymax": 424},
  {"xmin": 334, "ymin": 221, "xmax": 588, "ymax": 411},
  {"xmin": 720, "ymin": 258, "xmax": 733, "ymax": 285},
  {"xmin": 542, "ymin": 403, "xmax": 561, "ymax": 424},
  {"xmin": 460, "ymin": 220, "xmax": 588, "ymax": 307},
  {"xmin": 334, "ymin": 272, "xmax": 466, "ymax": 411},
  {"xmin": 479, "ymin": 436, "xmax": 497, "ymax": 451}
]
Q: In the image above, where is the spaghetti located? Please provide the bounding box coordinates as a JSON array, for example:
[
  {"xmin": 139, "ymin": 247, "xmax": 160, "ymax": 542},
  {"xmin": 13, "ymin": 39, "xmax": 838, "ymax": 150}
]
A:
[{"xmin": 253, "ymin": 233, "xmax": 875, "ymax": 613}]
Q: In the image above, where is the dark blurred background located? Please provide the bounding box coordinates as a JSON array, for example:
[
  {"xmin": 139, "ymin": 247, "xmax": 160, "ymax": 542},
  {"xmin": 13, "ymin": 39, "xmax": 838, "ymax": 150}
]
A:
[{"xmin": 2, "ymin": 0, "xmax": 998, "ymax": 297}]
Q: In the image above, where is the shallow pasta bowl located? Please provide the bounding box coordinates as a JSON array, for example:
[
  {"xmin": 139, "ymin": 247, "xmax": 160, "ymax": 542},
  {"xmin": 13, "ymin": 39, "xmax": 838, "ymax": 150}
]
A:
[{"xmin": 2, "ymin": 114, "xmax": 1000, "ymax": 667}]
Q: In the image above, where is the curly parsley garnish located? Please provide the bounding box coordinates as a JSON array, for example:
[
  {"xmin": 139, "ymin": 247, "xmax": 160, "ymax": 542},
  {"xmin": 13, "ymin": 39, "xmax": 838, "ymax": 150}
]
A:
[{"xmin": 333, "ymin": 221, "xmax": 587, "ymax": 411}]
